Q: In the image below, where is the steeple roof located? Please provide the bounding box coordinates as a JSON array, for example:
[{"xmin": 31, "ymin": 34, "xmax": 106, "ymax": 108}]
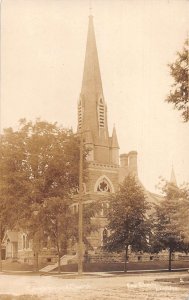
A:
[
  {"xmin": 111, "ymin": 125, "xmax": 119, "ymax": 148},
  {"xmin": 170, "ymin": 166, "xmax": 177, "ymax": 186},
  {"xmin": 81, "ymin": 15, "xmax": 103, "ymax": 97},
  {"xmin": 77, "ymin": 15, "xmax": 117, "ymax": 164}
]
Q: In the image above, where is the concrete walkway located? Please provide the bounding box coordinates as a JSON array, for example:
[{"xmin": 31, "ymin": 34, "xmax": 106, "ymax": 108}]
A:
[{"xmin": 0, "ymin": 268, "xmax": 188, "ymax": 279}]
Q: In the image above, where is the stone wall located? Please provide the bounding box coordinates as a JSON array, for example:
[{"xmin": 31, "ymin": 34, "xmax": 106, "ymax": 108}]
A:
[
  {"xmin": 18, "ymin": 248, "xmax": 58, "ymax": 265},
  {"xmin": 84, "ymin": 249, "xmax": 186, "ymax": 264}
]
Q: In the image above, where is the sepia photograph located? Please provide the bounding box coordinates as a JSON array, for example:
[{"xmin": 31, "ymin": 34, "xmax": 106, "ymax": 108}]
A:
[{"xmin": 0, "ymin": 0, "xmax": 189, "ymax": 299}]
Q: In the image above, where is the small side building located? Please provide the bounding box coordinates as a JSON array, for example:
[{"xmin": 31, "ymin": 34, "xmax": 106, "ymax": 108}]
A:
[{"xmin": 2, "ymin": 230, "xmax": 18, "ymax": 261}]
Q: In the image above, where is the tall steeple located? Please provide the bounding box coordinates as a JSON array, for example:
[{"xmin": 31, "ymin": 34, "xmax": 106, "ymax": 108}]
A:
[
  {"xmin": 81, "ymin": 15, "xmax": 103, "ymax": 99},
  {"xmin": 78, "ymin": 16, "xmax": 116, "ymax": 164},
  {"xmin": 170, "ymin": 166, "xmax": 177, "ymax": 186}
]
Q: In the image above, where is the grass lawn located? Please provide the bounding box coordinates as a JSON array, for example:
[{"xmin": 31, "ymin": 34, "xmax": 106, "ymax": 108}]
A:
[
  {"xmin": 1, "ymin": 259, "xmax": 189, "ymax": 273},
  {"xmin": 60, "ymin": 260, "xmax": 189, "ymax": 272},
  {"xmin": 1, "ymin": 261, "xmax": 45, "ymax": 272},
  {"xmin": 0, "ymin": 295, "xmax": 41, "ymax": 300}
]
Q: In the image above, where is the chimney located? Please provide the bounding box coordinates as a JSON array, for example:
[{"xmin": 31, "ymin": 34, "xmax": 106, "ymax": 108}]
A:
[
  {"xmin": 128, "ymin": 151, "xmax": 138, "ymax": 175},
  {"xmin": 120, "ymin": 153, "xmax": 128, "ymax": 168}
]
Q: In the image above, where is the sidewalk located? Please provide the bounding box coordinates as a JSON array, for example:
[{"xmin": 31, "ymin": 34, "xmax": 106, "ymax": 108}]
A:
[{"xmin": 0, "ymin": 268, "xmax": 188, "ymax": 279}]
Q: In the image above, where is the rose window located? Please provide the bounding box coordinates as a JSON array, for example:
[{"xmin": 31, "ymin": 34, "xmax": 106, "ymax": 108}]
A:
[{"xmin": 97, "ymin": 179, "xmax": 111, "ymax": 192}]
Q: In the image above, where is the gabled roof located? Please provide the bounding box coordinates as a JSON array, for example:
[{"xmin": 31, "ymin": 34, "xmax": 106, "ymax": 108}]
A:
[{"xmin": 2, "ymin": 230, "xmax": 18, "ymax": 244}]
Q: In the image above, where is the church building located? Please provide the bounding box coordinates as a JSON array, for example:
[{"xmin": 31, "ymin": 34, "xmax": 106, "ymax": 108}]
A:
[
  {"xmin": 2, "ymin": 15, "xmax": 164, "ymax": 266},
  {"xmin": 72, "ymin": 15, "xmax": 161, "ymax": 254}
]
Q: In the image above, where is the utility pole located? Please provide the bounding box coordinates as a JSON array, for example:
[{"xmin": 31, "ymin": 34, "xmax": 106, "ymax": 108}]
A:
[
  {"xmin": 78, "ymin": 132, "xmax": 83, "ymax": 275},
  {"xmin": 0, "ymin": 220, "xmax": 2, "ymax": 272}
]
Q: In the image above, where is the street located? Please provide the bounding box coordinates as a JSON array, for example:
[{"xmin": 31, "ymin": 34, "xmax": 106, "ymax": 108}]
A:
[{"xmin": 0, "ymin": 272, "xmax": 189, "ymax": 299}]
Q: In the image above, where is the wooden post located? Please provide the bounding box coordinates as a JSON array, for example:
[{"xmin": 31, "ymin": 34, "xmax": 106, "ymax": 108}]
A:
[
  {"xmin": 33, "ymin": 236, "xmax": 39, "ymax": 272},
  {"xmin": 57, "ymin": 239, "xmax": 61, "ymax": 274},
  {"xmin": 0, "ymin": 220, "xmax": 2, "ymax": 272},
  {"xmin": 168, "ymin": 247, "xmax": 172, "ymax": 272},
  {"xmin": 78, "ymin": 132, "xmax": 83, "ymax": 275},
  {"xmin": 124, "ymin": 244, "xmax": 128, "ymax": 273}
]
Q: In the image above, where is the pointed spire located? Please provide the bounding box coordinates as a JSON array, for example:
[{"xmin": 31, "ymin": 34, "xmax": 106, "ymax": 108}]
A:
[
  {"xmin": 170, "ymin": 165, "xmax": 177, "ymax": 186},
  {"xmin": 78, "ymin": 15, "xmax": 111, "ymax": 164},
  {"xmin": 81, "ymin": 15, "xmax": 103, "ymax": 97},
  {"xmin": 111, "ymin": 125, "xmax": 119, "ymax": 148}
]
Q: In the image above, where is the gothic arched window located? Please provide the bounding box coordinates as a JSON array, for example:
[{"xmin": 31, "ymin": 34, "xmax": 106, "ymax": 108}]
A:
[
  {"xmin": 95, "ymin": 176, "xmax": 114, "ymax": 193},
  {"xmin": 26, "ymin": 235, "xmax": 29, "ymax": 249},
  {"xmin": 97, "ymin": 178, "xmax": 111, "ymax": 192},
  {"xmin": 23, "ymin": 235, "xmax": 26, "ymax": 249},
  {"xmin": 102, "ymin": 228, "xmax": 108, "ymax": 245}
]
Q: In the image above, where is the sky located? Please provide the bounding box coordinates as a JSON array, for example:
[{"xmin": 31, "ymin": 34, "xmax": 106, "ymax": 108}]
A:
[{"xmin": 1, "ymin": 0, "xmax": 189, "ymax": 193}]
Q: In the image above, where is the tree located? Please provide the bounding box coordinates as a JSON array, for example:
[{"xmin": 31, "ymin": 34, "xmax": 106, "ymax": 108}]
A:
[
  {"xmin": 0, "ymin": 119, "xmax": 82, "ymax": 269},
  {"xmin": 166, "ymin": 39, "xmax": 189, "ymax": 122},
  {"xmin": 35, "ymin": 197, "xmax": 101, "ymax": 273},
  {"xmin": 176, "ymin": 183, "xmax": 189, "ymax": 243},
  {"xmin": 151, "ymin": 180, "xmax": 189, "ymax": 271},
  {"xmin": 0, "ymin": 125, "xmax": 31, "ymax": 270},
  {"xmin": 36, "ymin": 197, "xmax": 71, "ymax": 273},
  {"xmin": 105, "ymin": 176, "xmax": 151, "ymax": 272},
  {"xmin": 0, "ymin": 119, "xmax": 100, "ymax": 270}
]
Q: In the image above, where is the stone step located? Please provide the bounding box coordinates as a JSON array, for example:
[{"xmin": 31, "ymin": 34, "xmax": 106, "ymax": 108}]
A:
[{"xmin": 39, "ymin": 254, "xmax": 77, "ymax": 272}]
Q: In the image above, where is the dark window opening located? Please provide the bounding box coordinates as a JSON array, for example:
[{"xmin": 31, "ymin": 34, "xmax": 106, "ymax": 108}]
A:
[
  {"xmin": 103, "ymin": 228, "xmax": 108, "ymax": 245},
  {"xmin": 97, "ymin": 180, "xmax": 111, "ymax": 192}
]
